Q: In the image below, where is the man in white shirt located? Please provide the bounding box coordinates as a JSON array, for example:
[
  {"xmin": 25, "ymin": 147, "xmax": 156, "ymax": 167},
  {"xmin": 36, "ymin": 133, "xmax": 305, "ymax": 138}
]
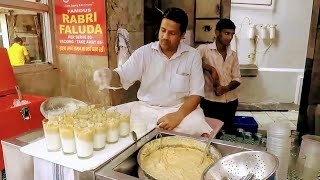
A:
[
  {"xmin": 94, "ymin": 8, "xmax": 212, "ymax": 136},
  {"xmin": 197, "ymin": 19, "xmax": 241, "ymax": 134}
]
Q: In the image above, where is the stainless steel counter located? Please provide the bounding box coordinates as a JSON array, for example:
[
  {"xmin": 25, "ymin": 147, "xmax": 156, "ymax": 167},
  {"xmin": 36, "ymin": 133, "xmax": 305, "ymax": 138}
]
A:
[
  {"xmin": 1, "ymin": 128, "xmax": 266, "ymax": 180},
  {"xmin": 1, "ymin": 129, "xmax": 43, "ymax": 180},
  {"xmin": 1, "ymin": 129, "xmax": 96, "ymax": 180}
]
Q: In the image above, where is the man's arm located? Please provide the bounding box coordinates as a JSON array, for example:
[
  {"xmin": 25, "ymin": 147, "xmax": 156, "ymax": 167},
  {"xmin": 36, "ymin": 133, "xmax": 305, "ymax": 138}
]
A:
[
  {"xmin": 227, "ymin": 80, "xmax": 241, "ymax": 91},
  {"xmin": 157, "ymin": 95, "xmax": 200, "ymax": 130},
  {"xmin": 197, "ymin": 45, "xmax": 213, "ymax": 73},
  {"xmin": 25, "ymin": 55, "xmax": 30, "ymax": 64},
  {"xmin": 94, "ymin": 46, "xmax": 144, "ymax": 90},
  {"xmin": 113, "ymin": 46, "xmax": 145, "ymax": 90},
  {"xmin": 216, "ymin": 53, "xmax": 241, "ymax": 96},
  {"xmin": 110, "ymin": 71, "xmax": 122, "ymax": 87},
  {"xmin": 22, "ymin": 46, "xmax": 30, "ymax": 64},
  {"xmin": 177, "ymin": 95, "xmax": 201, "ymax": 118},
  {"xmin": 203, "ymin": 62, "xmax": 213, "ymax": 73},
  {"xmin": 216, "ymin": 80, "xmax": 240, "ymax": 96},
  {"xmin": 203, "ymin": 62, "xmax": 220, "ymax": 87},
  {"xmin": 197, "ymin": 45, "xmax": 220, "ymax": 85}
]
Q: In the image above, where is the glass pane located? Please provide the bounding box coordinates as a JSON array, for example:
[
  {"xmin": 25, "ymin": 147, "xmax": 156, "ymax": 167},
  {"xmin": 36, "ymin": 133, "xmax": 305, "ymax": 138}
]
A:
[{"xmin": 7, "ymin": 12, "xmax": 45, "ymax": 63}]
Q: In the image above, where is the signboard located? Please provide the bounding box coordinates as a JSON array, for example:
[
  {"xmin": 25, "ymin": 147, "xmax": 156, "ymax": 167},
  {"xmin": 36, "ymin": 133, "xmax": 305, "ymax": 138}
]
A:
[{"xmin": 55, "ymin": 0, "xmax": 107, "ymax": 55}]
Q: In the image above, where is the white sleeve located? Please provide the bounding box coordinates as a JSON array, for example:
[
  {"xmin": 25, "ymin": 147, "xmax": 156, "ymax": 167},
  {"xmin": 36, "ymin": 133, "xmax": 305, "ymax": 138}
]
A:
[
  {"xmin": 189, "ymin": 51, "xmax": 205, "ymax": 97},
  {"xmin": 196, "ymin": 44, "xmax": 206, "ymax": 58},
  {"xmin": 231, "ymin": 53, "xmax": 241, "ymax": 83},
  {"xmin": 114, "ymin": 47, "xmax": 144, "ymax": 90}
]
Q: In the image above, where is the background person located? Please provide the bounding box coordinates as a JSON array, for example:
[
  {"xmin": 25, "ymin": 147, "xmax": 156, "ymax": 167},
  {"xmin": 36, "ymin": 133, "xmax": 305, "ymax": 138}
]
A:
[
  {"xmin": 197, "ymin": 19, "xmax": 241, "ymax": 134},
  {"xmin": 8, "ymin": 37, "xmax": 30, "ymax": 66}
]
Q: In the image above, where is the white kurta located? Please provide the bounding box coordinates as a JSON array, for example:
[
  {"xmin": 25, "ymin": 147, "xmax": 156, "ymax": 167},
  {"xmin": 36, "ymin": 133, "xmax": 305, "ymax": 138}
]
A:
[{"xmin": 114, "ymin": 42, "xmax": 212, "ymax": 135}]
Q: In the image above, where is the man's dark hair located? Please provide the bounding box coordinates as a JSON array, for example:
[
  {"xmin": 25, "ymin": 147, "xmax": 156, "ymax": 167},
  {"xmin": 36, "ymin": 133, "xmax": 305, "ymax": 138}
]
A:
[
  {"xmin": 216, "ymin": 18, "xmax": 236, "ymax": 31},
  {"xmin": 14, "ymin": 37, "xmax": 23, "ymax": 43},
  {"xmin": 162, "ymin": 7, "xmax": 188, "ymax": 34}
]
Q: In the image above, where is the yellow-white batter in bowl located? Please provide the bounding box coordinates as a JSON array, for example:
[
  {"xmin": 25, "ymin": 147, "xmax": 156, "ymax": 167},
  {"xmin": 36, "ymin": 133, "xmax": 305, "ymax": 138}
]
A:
[{"xmin": 137, "ymin": 136, "xmax": 222, "ymax": 180}]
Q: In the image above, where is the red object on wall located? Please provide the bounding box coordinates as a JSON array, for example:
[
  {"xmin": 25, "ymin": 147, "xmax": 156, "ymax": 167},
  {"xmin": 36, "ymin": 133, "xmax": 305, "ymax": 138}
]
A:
[
  {"xmin": 0, "ymin": 48, "xmax": 47, "ymax": 170},
  {"xmin": 55, "ymin": 0, "xmax": 107, "ymax": 56}
]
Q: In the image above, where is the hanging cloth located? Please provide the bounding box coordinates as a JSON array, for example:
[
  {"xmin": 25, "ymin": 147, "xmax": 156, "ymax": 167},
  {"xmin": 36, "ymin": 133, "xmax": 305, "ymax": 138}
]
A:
[{"xmin": 115, "ymin": 28, "xmax": 131, "ymax": 67}]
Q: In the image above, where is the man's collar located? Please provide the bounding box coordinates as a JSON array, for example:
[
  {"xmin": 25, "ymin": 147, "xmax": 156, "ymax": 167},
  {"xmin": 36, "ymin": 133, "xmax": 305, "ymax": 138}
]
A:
[
  {"xmin": 151, "ymin": 41, "xmax": 161, "ymax": 51},
  {"xmin": 207, "ymin": 42, "xmax": 217, "ymax": 50},
  {"xmin": 209, "ymin": 41, "xmax": 232, "ymax": 55},
  {"xmin": 151, "ymin": 41, "xmax": 190, "ymax": 55}
]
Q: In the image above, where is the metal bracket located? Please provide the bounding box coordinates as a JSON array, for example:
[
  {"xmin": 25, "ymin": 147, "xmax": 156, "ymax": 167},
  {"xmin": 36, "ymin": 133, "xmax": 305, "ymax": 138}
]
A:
[{"xmin": 20, "ymin": 107, "xmax": 31, "ymax": 120}]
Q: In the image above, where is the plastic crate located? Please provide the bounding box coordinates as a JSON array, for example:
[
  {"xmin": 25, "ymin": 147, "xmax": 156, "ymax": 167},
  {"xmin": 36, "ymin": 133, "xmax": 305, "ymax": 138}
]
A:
[{"xmin": 233, "ymin": 116, "xmax": 258, "ymax": 134}]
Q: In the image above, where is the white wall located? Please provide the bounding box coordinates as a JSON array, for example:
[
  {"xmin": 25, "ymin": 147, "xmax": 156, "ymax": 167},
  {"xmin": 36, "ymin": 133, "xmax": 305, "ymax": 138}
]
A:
[{"xmin": 230, "ymin": 0, "xmax": 313, "ymax": 103}]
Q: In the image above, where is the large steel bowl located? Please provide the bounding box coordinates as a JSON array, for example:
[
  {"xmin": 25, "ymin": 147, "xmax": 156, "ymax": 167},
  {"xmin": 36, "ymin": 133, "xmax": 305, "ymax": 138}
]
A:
[
  {"xmin": 137, "ymin": 136, "xmax": 222, "ymax": 180},
  {"xmin": 40, "ymin": 96, "xmax": 88, "ymax": 118}
]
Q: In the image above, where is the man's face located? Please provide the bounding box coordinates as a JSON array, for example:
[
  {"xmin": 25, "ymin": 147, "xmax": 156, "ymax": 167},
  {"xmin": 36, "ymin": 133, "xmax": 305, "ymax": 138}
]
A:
[
  {"xmin": 216, "ymin": 29, "xmax": 235, "ymax": 46},
  {"xmin": 158, "ymin": 18, "xmax": 185, "ymax": 52}
]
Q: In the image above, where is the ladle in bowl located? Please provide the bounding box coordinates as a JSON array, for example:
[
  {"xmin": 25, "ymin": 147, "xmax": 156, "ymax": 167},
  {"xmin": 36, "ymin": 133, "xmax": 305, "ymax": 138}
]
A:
[{"xmin": 200, "ymin": 130, "xmax": 218, "ymax": 164}]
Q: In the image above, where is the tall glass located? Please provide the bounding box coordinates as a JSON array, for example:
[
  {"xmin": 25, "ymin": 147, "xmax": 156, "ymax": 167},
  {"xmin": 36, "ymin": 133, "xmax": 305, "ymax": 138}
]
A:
[
  {"xmin": 130, "ymin": 102, "xmax": 155, "ymax": 135},
  {"xmin": 130, "ymin": 111, "xmax": 157, "ymax": 138},
  {"xmin": 298, "ymin": 154, "xmax": 320, "ymax": 179},
  {"xmin": 105, "ymin": 118, "xmax": 120, "ymax": 143},
  {"xmin": 47, "ymin": 111, "xmax": 63, "ymax": 121},
  {"xmin": 130, "ymin": 110, "xmax": 147, "ymax": 135},
  {"xmin": 59, "ymin": 123, "xmax": 76, "ymax": 154},
  {"xmin": 119, "ymin": 113, "xmax": 130, "ymax": 137},
  {"xmin": 110, "ymin": 106, "xmax": 131, "ymax": 138},
  {"xmin": 74, "ymin": 125, "xmax": 95, "ymax": 158},
  {"xmin": 42, "ymin": 119, "xmax": 61, "ymax": 152},
  {"xmin": 93, "ymin": 122, "xmax": 107, "ymax": 150},
  {"xmin": 130, "ymin": 102, "xmax": 145, "ymax": 135}
]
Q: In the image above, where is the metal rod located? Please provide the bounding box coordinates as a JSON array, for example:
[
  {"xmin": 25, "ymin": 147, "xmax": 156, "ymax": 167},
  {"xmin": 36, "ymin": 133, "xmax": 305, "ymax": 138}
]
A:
[{"xmin": 15, "ymin": 85, "xmax": 22, "ymax": 101}]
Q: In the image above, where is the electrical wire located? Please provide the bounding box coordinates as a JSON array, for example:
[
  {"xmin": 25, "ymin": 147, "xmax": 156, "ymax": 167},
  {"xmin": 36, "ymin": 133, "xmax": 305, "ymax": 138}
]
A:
[
  {"xmin": 234, "ymin": 17, "xmax": 251, "ymax": 56},
  {"xmin": 235, "ymin": 17, "xmax": 251, "ymax": 35},
  {"xmin": 234, "ymin": 16, "xmax": 251, "ymax": 60},
  {"xmin": 255, "ymin": 37, "xmax": 273, "ymax": 53},
  {"xmin": 234, "ymin": 34, "xmax": 238, "ymax": 53},
  {"xmin": 154, "ymin": 0, "xmax": 163, "ymax": 14}
]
